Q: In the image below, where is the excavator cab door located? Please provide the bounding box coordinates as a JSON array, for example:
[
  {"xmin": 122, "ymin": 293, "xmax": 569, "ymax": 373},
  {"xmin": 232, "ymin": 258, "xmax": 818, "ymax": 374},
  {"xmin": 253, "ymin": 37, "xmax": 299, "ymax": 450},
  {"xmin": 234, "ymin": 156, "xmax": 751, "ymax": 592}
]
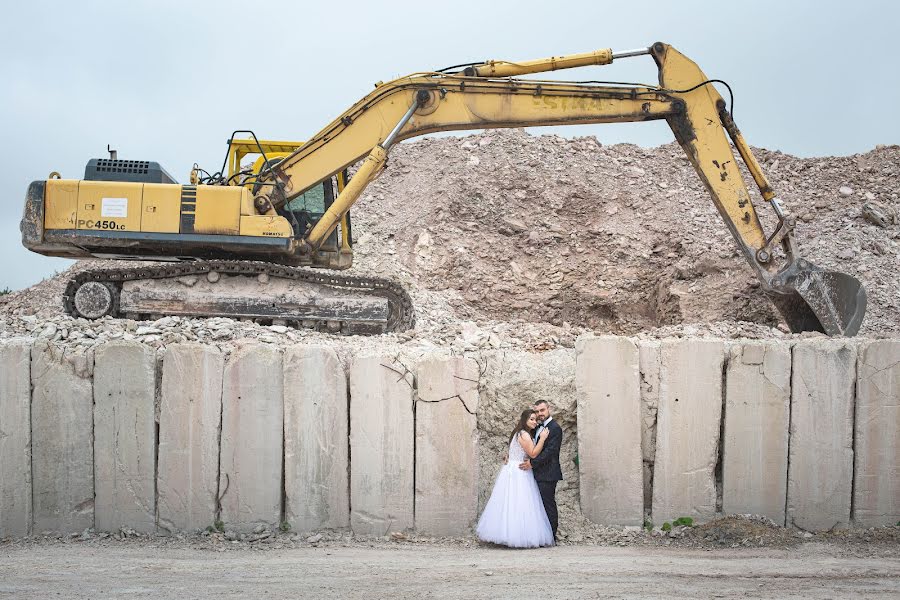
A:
[{"xmin": 283, "ymin": 178, "xmax": 342, "ymax": 251}]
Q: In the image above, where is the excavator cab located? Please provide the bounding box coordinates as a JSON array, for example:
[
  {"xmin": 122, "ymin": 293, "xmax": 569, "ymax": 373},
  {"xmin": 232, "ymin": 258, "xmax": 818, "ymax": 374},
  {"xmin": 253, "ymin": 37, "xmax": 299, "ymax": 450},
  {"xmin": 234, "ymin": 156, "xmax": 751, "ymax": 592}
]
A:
[
  {"xmin": 281, "ymin": 177, "xmax": 345, "ymax": 253},
  {"xmin": 225, "ymin": 138, "xmax": 350, "ymax": 258}
]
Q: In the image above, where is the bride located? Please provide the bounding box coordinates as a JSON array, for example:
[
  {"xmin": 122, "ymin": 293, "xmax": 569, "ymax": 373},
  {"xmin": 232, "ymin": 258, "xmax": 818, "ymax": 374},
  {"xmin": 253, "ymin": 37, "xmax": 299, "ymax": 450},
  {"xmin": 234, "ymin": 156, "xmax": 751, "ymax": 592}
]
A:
[{"xmin": 476, "ymin": 409, "xmax": 555, "ymax": 548}]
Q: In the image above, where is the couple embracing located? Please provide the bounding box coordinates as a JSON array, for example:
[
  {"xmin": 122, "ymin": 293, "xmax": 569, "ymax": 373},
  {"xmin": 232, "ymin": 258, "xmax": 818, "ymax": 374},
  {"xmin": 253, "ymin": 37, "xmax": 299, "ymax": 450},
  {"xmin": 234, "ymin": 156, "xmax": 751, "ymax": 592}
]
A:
[{"xmin": 476, "ymin": 400, "xmax": 562, "ymax": 548}]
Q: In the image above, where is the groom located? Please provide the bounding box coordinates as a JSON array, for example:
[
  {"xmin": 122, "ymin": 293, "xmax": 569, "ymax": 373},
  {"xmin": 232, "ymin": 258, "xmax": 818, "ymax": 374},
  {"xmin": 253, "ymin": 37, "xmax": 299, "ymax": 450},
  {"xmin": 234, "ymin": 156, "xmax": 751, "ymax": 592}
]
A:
[{"xmin": 520, "ymin": 399, "xmax": 562, "ymax": 541}]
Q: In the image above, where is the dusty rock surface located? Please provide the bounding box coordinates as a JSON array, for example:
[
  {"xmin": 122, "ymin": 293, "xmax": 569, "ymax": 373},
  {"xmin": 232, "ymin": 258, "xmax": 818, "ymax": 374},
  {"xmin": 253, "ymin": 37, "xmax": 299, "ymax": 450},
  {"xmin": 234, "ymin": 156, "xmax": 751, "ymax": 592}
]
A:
[
  {"xmin": 1, "ymin": 520, "xmax": 899, "ymax": 600},
  {"xmin": 4, "ymin": 515, "xmax": 898, "ymax": 551}
]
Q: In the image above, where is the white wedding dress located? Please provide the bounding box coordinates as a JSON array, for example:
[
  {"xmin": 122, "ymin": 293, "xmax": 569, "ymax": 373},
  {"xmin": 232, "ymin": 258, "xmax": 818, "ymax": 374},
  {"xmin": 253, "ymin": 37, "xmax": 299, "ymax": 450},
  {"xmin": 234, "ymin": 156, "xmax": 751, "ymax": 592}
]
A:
[{"xmin": 476, "ymin": 432, "xmax": 554, "ymax": 548}]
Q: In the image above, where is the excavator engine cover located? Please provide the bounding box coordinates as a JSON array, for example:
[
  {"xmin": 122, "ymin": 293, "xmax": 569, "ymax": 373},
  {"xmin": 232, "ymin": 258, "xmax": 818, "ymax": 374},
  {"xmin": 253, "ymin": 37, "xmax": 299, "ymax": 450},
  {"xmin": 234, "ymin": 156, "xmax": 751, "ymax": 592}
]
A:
[{"xmin": 84, "ymin": 158, "xmax": 177, "ymax": 184}]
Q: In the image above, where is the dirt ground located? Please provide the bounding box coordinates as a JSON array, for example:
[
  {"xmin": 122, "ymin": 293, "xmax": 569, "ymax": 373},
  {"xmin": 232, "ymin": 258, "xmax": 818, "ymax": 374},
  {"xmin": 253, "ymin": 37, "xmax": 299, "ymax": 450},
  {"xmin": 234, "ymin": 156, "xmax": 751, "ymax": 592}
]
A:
[{"xmin": 1, "ymin": 541, "xmax": 898, "ymax": 599}]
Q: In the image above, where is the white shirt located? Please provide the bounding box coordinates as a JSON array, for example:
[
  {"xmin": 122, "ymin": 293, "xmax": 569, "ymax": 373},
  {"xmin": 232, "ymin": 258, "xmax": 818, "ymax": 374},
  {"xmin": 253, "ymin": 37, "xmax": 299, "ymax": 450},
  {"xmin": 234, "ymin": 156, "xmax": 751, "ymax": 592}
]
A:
[{"xmin": 534, "ymin": 416, "xmax": 553, "ymax": 442}]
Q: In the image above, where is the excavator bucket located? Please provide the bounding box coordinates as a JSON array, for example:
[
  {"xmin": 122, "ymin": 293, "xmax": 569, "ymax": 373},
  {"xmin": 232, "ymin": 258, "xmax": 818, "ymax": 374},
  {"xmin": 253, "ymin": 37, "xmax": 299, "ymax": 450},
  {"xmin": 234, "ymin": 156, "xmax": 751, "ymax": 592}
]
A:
[{"xmin": 768, "ymin": 264, "xmax": 867, "ymax": 336}]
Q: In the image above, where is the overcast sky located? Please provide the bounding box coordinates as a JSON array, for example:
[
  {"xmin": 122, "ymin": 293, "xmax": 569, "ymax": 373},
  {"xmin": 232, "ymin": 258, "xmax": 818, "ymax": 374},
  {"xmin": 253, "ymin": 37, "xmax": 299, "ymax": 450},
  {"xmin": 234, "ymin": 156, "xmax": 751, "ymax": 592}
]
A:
[{"xmin": 2, "ymin": 0, "xmax": 897, "ymax": 291}]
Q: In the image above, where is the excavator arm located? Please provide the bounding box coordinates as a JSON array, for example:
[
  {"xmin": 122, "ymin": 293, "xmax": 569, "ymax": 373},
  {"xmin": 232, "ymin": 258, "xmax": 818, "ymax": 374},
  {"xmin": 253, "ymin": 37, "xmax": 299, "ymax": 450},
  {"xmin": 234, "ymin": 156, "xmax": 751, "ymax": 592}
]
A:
[{"xmin": 252, "ymin": 42, "xmax": 865, "ymax": 336}]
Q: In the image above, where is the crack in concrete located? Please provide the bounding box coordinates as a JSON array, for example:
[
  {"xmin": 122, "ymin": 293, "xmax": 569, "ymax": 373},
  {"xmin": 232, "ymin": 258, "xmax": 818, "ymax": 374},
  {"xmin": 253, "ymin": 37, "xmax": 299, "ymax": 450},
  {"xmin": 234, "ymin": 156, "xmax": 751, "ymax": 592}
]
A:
[
  {"xmin": 859, "ymin": 359, "xmax": 900, "ymax": 379},
  {"xmin": 415, "ymin": 393, "xmax": 477, "ymax": 416}
]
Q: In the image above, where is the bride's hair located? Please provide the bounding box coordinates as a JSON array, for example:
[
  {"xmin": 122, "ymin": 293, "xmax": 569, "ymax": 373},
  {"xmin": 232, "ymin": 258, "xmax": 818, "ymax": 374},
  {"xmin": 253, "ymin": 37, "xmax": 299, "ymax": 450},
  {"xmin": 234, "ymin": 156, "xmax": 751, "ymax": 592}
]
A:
[{"xmin": 508, "ymin": 409, "xmax": 536, "ymax": 445}]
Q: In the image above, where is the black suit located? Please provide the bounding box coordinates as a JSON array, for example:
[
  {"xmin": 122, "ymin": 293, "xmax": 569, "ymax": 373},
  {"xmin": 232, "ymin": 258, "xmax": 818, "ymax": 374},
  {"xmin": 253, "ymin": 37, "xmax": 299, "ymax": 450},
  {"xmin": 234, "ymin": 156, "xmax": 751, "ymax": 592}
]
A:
[{"xmin": 531, "ymin": 419, "xmax": 563, "ymax": 538}]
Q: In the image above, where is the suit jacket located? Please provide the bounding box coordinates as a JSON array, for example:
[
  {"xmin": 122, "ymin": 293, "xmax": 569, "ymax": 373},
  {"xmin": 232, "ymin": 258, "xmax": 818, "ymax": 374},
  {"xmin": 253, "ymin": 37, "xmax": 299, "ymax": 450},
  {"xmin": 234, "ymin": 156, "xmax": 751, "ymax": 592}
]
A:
[{"xmin": 531, "ymin": 419, "xmax": 563, "ymax": 482}]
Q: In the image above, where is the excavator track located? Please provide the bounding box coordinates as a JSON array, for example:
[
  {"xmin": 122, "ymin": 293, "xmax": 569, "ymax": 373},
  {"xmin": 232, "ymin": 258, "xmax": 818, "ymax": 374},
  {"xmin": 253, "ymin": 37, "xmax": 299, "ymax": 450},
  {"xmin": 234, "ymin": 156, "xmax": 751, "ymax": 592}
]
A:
[{"xmin": 63, "ymin": 260, "xmax": 414, "ymax": 335}]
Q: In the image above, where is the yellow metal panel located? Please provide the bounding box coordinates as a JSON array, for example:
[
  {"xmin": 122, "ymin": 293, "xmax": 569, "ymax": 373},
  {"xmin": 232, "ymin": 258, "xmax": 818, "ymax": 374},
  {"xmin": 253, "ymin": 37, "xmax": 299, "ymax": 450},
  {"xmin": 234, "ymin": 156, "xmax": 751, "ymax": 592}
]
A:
[
  {"xmin": 227, "ymin": 139, "xmax": 305, "ymax": 179},
  {"xmin": 140, "ymin": 184, "xmax": 181, "ymax": 233},
  {"xmin": 656, "ymin": 44, "xmax": 766, "ymax": 250},
  {"xmin": 471, "ymin": 48, "xmax": 613, "ymax": 77},
  {"xmin": 194, "ymin": 186, "xmax": 241, "ymax": 234},
  {"xmin": 239, "ymin": 215, "xmax": 293, "ymax": 237},
  {"xmin": 44, "ymin": 179, "xmax": 79, "ymax": 230},
  {"xmin": 270, "ymin": 78, "xmax": 673, "ymax": 199},
  {"xmin": 239, "ymin": 189, "xmax": 256, "ymax": 216},
  {"xmin": 76, "ymin": 181, "xmax": 143, "ymax": 232}
]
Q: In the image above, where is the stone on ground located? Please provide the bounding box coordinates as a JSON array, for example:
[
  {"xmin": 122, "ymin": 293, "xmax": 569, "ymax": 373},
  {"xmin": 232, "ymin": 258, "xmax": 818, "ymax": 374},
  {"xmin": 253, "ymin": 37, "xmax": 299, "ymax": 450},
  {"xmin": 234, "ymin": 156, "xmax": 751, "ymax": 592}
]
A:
[
  {"xmin": 93, "ymin": 342, "xmax": 157, "ymax": 533},
  {"xmin": 787, "ymin": 339, "xmax": 856, "ymax": 531},
  {"xmin": 157, "ymin": 344, "xmax": 224, "ymax": 533},
  {"xmin": 576, "ymin": 336, "xmax": 643, "ymax": 525},
  {"xmin": 31, "ymin": 342, "xmax": 94, "ymax": 534},
  {"xmin": 723, "ymin": 342, "xmax": 791, "ymax": 525},
  {"xmin": 283, "ymin": 345, "xmax": 349, "ymax": 532},
  {"xmin": 853, "ymin": 340, "xmax": 900, "ymax": 526},
  {"xmin": 349, "ymin": 354, "xmax": 415, "ymax": 535},
  {"xmin": 0, "ymin": 339, "xmax": 32, "ymax": 537},
  {"xmin": 651, "ymin": 339, "xmax": 725, "ymax": 524},
  {"xmin": 219, "ymin": 343, "xmax": 284, "ymax": 533},
  {"xmin": 414, "ymin": 356, "xmax": 479, "ymax": 536}
]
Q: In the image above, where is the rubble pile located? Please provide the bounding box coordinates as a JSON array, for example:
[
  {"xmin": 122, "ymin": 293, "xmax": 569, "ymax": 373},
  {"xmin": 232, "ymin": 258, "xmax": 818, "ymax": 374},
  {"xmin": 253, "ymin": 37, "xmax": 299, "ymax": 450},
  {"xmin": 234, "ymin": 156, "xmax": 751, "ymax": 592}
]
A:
[{"xmin": 350, "ymin": 130, "xmax": 898, "ymax": 337}]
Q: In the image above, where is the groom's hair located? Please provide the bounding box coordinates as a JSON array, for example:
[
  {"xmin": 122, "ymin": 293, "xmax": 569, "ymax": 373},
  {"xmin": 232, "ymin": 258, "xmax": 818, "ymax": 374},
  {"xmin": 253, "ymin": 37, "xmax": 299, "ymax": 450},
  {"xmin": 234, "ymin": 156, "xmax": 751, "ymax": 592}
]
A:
[{"xmin": 534, "ymin": 400, "xmax": 550, "ymax": 409}]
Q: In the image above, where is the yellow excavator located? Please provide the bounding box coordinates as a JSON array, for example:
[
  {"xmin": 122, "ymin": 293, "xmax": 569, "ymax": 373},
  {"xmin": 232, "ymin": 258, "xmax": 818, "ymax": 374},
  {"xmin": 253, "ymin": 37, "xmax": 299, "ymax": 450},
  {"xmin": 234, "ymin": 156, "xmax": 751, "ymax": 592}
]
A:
[{"xmin": 21, "ymin": 42, "xmax": 866, "ymax": 335}]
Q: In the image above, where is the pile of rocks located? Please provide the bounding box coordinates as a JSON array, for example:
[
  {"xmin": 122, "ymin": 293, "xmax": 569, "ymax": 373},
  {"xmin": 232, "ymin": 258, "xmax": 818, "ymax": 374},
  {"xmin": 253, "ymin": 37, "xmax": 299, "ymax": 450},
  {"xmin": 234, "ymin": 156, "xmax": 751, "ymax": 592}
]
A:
[
  {"xmin": 8, "ymin": 515, "xmax": 897, "ymax": 552},
  {"xmin": 350, "ymin": 130, "xmax": 899, "ymax": 336}
]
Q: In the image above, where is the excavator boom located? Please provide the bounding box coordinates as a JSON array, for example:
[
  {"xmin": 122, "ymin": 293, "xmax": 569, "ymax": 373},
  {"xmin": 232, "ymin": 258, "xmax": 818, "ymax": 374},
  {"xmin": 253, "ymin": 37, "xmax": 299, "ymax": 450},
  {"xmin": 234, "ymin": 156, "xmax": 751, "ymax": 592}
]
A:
[{"xmin": 251, "ymin": 42, "xmax": 865, "ymax": 335}]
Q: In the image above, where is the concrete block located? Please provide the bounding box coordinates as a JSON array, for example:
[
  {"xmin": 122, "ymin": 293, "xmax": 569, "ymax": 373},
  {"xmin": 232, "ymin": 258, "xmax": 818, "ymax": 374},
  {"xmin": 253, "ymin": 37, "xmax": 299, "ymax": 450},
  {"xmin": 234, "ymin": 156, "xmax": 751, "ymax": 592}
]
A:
[
  {"xmin": 639, "ymin": 341, "xmax": 661, "ymax": 513},
  {"xmin": 219, "ymin": 343, "xmax": 283, "ymax": 533},
  {"xmin": 576, "ymin": 336, "xmax": 643, "ymax": 525},
  {"xmin": 853, "ymin": 340, "xmax": 900, "ymax": 526},
  {"xmin": 787, "ymin": 339, "xmax": 856, "ymax": 531},
  {"xmin": 651, "ymin": 339, "xmax": 724, "ymax": 524},
  {"xmin": 157, "ymin": 344, "xmax": 223, "ymax": 533},
  {"xmin": 722, "ymin": 342, "xmax": 791, "ymax": 524},
  {"xmin": 349, "ymin": 354, "xmax": 414, "ymax": 535},
  {"xmin": 414, "ymin": 356, "xmax": 479, "ymax": 535},
  {"xmin": 0, "ymin": 340, "xmax": 32, "ymax": 537},
  {"xmin": 31, "ymin": 342, "xmax": 94, "ymax": 534},
  {"xmin": 93, "ymin": 342, "xmax": 157, "ymax": 533},
  {"xmin": 284, "ymin": 346, "xmax": 348, "ymax": 532}
]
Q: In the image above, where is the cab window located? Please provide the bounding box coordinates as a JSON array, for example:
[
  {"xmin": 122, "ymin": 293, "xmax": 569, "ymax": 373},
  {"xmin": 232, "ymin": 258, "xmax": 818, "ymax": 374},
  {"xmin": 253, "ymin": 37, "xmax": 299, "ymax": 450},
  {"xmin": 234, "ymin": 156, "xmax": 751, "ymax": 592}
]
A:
[{"xmin": 286, "ymin": 183, "xmax": 327, "ymax": 214}]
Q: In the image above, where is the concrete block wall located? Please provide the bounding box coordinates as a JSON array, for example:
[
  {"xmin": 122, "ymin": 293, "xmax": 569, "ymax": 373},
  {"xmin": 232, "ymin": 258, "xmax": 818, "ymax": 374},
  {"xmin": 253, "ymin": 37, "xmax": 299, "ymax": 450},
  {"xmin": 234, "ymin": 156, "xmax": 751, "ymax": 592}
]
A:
[
  {"xmin": 30, "ymin": 342, "xmax": 94, "ymax": 534},
  {"xmin": 414, "ymin": 356, "xmax": 479, "ymax": 536},
  {"xmin": 219, "ymin": 343, "xmax": 283, "ymax": 533},
  {"xmin": 157, "ymin": 344, "xmax": 223, "ymax": 533},
  {"xmin": 722, "ymin": 342, "xmax": 790, "ymax": 524},
  {"xmin": 349, "ymin": 354, "xmax": 415, "ymax": 535},
  {"xmin": 787, "ymin": 340, "xmax": 857, "ymax": 531},
  {"xmin": 93, "ymin": 342, "xmax": 156, "ymax": 534},
  {"xmin": 854, "ymin": 340, "xmax": 900, "ymax": 526},
  {"xmin": 1, "ymin": 336, "xmax": 898, "ymax": 538},
  {"xmin": 283, "ymin": 346, "xmax": 349, "ymax": 532},
  {"xmin": 575, "ymin": 335, "xmax": 899, "ymax": 530},
  {"xmin": 575, "ymin": 336, "xmax": 643, "ymax": 526},
  {"xmin": 0, "ymin": 340, "xmax": 32, "ymax": 537}
]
